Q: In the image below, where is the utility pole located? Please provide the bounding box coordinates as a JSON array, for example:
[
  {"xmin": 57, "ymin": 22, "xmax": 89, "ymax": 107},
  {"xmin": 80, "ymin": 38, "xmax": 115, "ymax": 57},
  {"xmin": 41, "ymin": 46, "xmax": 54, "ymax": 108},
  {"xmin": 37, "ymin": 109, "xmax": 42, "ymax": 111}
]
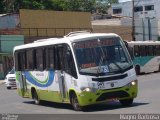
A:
[{"xmin": 132, "ymin": 0, "xmax": 136, "ymax": 41}]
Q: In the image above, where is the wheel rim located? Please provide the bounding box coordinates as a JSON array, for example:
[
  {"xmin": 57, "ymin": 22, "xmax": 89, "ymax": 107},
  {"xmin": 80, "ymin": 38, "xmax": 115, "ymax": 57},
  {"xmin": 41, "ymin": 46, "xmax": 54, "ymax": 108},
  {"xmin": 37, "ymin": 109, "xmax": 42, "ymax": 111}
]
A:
[{"xmin": 34, "ymin": 91, "xmax": 39, "ymax": 104}]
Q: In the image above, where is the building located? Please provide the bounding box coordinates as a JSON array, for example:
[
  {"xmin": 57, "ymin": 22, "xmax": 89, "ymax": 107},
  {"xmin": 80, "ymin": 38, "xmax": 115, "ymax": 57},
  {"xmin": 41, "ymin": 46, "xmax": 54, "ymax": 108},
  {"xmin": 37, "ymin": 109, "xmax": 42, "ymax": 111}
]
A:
[
  {"xmin": 111, "ymin": 0, "xmax": 160, "ymax": 41},
  {"xmin": 112, "ymin": 0, "xmax": 160, "ymax": 19},
  {"xmin": 0, "ymin": 14, "xmax": 24, "ymax": 79}
]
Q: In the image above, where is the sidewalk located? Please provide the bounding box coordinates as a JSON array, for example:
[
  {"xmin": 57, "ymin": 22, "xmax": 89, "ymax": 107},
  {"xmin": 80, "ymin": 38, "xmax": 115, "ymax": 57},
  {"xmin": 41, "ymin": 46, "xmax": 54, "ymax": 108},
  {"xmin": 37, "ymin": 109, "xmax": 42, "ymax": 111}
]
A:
[{"xmin": 0, "ymin": 80, "xmax": 5, "ymax": 85}]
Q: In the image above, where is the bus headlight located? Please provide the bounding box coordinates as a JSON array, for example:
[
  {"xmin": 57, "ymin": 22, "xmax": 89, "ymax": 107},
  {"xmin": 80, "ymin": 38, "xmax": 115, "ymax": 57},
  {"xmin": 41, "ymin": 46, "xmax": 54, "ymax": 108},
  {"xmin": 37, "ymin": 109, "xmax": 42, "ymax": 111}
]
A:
[
  {"xmin": 80, "ymin": 87, "xmax": 91, "ymax": 92},
  {"xmin": 131, "ymin": 81, "xmax": 136, "ymax": 86},
  {"xmin": 127, "ymin": 80, "xmax": 137, "ymax": 87}
]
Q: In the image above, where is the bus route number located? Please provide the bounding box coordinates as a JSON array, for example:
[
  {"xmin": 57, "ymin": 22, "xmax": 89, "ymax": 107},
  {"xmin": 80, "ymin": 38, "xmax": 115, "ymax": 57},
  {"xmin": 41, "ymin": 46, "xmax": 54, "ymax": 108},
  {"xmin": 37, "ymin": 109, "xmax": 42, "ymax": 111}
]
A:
[{"xmin": 97, "ymin": 82, "xmax": 105, "ymax": 89}]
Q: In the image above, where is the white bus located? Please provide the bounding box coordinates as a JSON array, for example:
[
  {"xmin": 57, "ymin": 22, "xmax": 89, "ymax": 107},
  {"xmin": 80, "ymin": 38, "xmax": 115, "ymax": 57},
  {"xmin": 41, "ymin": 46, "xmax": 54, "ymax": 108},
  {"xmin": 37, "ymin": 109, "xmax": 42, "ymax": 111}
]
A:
[
  {"xmin": 128, "ymin": 41, "xmax": 160, "ymax": 74},
  {"xmin": 14, "ymin": 32, "xmax": 138, "ymax": 111}
]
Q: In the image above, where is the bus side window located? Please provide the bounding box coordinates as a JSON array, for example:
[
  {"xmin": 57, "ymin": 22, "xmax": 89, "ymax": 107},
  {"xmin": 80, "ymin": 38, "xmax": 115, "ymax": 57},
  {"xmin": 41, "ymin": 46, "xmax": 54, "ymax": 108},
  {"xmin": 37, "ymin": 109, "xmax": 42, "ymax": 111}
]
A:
[
  {"xmin": 139, "ymin": 45, "xmax": 146, "ymax": 56},
  {"xmin": 148, "ymin": 45, "xmax": 154, "ymax": 56},
  {"xmin": 46, "ymin": 47, "xmax": 55, "ymax": 70},
  {"xmin": 134, "ymin": 45, "xmax": 139, "ymax": 57},
  {"xmin": 64, "ymin": 45, "xmax": 77, "ymax": 79},
  {"xmin": 35, "ymin": 48, "xmax": 44, "ymax": 70},
  {"xmin": 156, "ymin": 45, "xmax": 160, "ymax": 56},
  {"xmin": 15, "ymin": 51, "xmax": 26, "ymax": 71},
  {"xmin": 26, "ymin": 49, "xmax": 34, "ymax": 70},
  {"xmin": 153, "ymin": 46, "xmax": 156, "ymax": 56}
]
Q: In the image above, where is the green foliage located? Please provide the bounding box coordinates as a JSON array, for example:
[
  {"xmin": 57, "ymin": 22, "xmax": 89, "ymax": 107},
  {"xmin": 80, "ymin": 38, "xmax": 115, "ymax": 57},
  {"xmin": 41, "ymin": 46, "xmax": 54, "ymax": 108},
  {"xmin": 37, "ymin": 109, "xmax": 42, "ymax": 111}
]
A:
[
  {"xmin": 96, "ymin": 0, "xmax": 118, "ymax": 14},
  {"xmin": 0, "ymin": 0, "xmax": 117, "ymax": 13},
  {"xmin": 0, "ymin": 0, "xmax": 5, "ymax": 13}
]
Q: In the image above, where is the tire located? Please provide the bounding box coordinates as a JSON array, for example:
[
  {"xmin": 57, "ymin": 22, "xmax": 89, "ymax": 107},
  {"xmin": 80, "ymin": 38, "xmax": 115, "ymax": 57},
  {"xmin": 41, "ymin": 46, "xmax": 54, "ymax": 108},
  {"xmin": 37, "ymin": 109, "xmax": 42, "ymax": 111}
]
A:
[
  {"xmin": 71, "ymin": 92, "xmax": 82, "ymax": 111},
  {"xmin": 119, "ymin": 98, "xmax": 133, "ymax": 107},
  {"xmin": 135, "ymin": 65, "xmax": 140, "ymax": 75},
  {"xmin": 7, "ymin": 87, "xmax": 11, "ymax": 89},
  {"xmin": 33, "ymin": 90, "xmax": 40, "ymax": 105},
  {"xmin": 158, "ymin": 65, "xmax": 160, "ymax": 72}
]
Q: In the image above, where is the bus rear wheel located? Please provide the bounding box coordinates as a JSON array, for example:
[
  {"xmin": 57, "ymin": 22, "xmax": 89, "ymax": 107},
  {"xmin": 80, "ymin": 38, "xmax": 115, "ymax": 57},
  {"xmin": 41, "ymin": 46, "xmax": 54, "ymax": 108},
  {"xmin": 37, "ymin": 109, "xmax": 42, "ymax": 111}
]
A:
[
  {"xmin": 119, "ymin": 98, "xmax": 133, "ymax": 106},
  {"xmin": 71, "ymin": 92, "xmax": 82, "ymax": 111},
  {"xmin": 33, "ymin": 90, "xmax": 40, "ymax": 105}
]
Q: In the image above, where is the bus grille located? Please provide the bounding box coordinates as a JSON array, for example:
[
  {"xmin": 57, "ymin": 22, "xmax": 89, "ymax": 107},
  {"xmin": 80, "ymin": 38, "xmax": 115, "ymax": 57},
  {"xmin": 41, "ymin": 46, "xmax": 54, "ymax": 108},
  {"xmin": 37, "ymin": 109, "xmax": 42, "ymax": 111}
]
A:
[
  {"xmin": 92, "ymin": 74, "xmax": 128, "ymax": 82},
  {"xmin": 96, "ymin": 91, "xmax": 129, "ymax": 101}
]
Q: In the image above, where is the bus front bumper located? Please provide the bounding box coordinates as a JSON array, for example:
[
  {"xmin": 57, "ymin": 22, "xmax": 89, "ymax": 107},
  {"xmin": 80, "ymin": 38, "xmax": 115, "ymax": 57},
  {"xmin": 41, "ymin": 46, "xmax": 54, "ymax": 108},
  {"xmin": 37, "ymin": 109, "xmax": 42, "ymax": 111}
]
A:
[{"xmin": 77, "ymin": 80, "xmax": 138, "ymax": 106}]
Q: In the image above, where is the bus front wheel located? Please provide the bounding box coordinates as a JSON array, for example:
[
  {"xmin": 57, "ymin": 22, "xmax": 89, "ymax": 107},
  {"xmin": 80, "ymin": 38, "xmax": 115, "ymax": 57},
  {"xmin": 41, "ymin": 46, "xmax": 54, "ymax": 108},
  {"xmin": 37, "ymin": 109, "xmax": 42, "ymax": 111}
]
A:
[
  {"xmin": 119, "ymin": 98, "xmax": 133, "ymax": 106},
  {"xmin": 71, "ymin": 92, "xmax": 82, "ymax": 111}
]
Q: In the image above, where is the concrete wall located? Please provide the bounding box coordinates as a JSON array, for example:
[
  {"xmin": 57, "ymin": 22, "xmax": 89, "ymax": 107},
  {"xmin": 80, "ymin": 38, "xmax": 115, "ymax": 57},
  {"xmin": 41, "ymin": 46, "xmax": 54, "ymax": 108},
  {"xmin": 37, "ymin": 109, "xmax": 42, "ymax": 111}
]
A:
[
  {"xmin": 20, "ymin": 9, "xmax": 92, "ymax": 37},
  {"xmin": 0, "ymin": 14, "xmax": 19, "ymax": 29},
  {"xmin": 92, "ymin": 25, "xmax": 132, "ymax": 41},
  {"xmin": 0, "ymin": 35, "xmax": 24, "ymax": 53},
  {"xmin": 112, "ymin": 0, "xmax": 160, "ymax": 19},
  {"xmin": 0, "ymin": 35, "xmax": 24, "ymax": 79},
  {"xmin": 135, "ymin": 18, "xmax": 158, "ymax": 41}
]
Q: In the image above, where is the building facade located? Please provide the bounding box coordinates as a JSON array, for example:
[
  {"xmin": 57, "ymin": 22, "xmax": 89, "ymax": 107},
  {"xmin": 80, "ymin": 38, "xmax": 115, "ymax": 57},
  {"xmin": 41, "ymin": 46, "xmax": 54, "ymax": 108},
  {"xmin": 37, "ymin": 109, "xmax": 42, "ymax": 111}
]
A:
[
  {"xmin": 0, "ymin": 14, "xmax": 24, "ymax": 79},
  {"xmin": 112, "ymin": 0, "xmax": 160, "ymax": 19},
  {"xmin": 111, "ymin": 0, "xmax": 160, "ymax": 41}
]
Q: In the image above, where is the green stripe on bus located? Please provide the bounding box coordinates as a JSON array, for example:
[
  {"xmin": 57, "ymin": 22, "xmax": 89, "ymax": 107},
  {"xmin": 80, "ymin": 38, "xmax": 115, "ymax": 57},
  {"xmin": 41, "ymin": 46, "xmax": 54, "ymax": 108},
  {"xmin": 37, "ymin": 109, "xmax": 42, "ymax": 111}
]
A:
[{"xmin": 133, "ymin": 56, "xmax": 154, "ymax": 66}]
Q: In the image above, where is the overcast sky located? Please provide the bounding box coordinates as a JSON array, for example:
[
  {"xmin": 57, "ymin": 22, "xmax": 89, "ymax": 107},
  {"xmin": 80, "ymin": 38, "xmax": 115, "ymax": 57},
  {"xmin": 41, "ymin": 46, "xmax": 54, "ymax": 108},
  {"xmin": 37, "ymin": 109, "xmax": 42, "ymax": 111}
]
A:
[{"xmin": 119, "ymin": 0, "xmax": 131, "ymax": 2}]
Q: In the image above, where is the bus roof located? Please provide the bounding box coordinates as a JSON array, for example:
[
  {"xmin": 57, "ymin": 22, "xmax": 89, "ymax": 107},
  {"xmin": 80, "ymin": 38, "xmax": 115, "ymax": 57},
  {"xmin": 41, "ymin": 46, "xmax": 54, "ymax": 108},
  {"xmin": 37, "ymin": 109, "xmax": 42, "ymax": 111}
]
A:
[
  {"xmin": 13, "ymin": 33, "xmax": 119, "ymax": 52},
  {"xmin": 127, "ymin": 41, "xmax": 160, "ymax": 46}
]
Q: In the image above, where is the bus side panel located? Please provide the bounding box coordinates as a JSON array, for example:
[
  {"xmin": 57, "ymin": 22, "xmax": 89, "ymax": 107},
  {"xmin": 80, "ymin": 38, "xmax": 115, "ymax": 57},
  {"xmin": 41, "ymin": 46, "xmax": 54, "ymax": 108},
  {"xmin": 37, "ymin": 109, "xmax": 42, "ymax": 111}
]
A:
[
  {"xmin": 16, "ymin": 71, "xmax": 29, "ymax": 98},
  {"xmin": 23, "ymin": 70, "xmax": 64, "ymax": 103}
]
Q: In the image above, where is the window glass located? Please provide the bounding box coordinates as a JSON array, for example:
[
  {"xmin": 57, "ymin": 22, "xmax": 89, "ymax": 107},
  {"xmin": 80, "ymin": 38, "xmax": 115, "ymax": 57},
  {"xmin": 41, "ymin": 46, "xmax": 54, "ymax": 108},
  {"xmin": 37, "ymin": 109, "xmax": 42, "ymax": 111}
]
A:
[
  {"xmin": 15, "ymin": 51, "xmax": 26, "ymax": 71},
  {"xmin": 35, "ymin": 48, "xmax": 44, "ymax": 70},
  {"xmin": 26, "ymin": 49, "xmax": 34, "ymax": 70},
  {"xmin": 134, "ymin": 6, "xmax": 143, "ymax": 12},
  {"xmin": 145, "ymin": 5, "xmax": 154, "ymax": 11},
  {"xmin": 46, "ymin": 47, "xmax": 55, "ymax": 70},
  {"xmin": 63, "ymin": 45, "xmax": 77, "ymax": 78},
  {"xmin": 156, "ymin": 45, "xmax": 160, "ymax": 55},
  {"xmin": 148, "ymin": 45, "xmax": 154, "ymax": 56},
  {"xmin": 134, "ymin": 45, "xmax": 139, "ymax": 57},
  {"xmin": 113, "ymin": 8, "xmax": 122, "ymax": 14},
  {"xmin": 139, "ymin": 46, "xmax": 146, "ymax": 56}
]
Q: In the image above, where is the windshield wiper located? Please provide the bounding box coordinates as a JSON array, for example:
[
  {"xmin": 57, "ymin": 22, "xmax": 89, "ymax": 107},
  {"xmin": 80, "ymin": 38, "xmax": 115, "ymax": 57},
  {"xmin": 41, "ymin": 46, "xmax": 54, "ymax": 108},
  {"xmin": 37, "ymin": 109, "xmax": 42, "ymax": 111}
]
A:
[{"xmin": 112, "ymin": 61, "xmax": 123, "ymax": 73}]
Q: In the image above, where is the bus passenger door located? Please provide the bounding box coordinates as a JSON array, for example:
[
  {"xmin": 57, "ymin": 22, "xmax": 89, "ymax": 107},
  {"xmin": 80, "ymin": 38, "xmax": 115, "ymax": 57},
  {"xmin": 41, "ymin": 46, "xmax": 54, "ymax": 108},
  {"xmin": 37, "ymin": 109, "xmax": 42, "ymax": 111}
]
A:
[
  {"xmin": 20, "ymin": 72, "xmax": 28, "ymax": 96},
  {"xmin": 17, "ymin": 51, "xmax": 28, "ymax": 97},
  {"xmin": 56, "ymin": 45, "xmax": 67, "ymax": 101}
]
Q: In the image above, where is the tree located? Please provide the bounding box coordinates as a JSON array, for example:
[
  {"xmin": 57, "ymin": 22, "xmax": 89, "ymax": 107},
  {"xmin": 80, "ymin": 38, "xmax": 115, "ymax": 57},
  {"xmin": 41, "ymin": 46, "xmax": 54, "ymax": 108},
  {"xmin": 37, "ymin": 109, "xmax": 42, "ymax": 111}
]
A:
[
  {"xmin": 0, "ymin": 0, "xmax": 5, "ymax": 13},
  {"xmin": 95, "ymin": 0, "xmax": 118, "ymax": 14},
  {"xmin": 1, "ymin": 0, "xmax": 96, "ymax": 13}
]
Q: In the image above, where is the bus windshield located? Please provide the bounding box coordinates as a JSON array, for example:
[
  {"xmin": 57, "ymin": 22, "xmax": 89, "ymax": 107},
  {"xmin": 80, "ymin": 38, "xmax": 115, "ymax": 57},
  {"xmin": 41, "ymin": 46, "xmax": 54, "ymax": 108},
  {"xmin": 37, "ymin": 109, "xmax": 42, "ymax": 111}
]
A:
[{"xmin": 73, "ymin": 37, "xmax": 133, "ymax": 76}]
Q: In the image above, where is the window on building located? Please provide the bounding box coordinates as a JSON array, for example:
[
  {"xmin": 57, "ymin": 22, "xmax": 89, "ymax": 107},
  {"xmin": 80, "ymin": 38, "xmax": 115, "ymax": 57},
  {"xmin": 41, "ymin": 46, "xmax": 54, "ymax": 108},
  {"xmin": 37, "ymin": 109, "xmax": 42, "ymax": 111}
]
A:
[
  {"xmin": 134, "ymin": 6, "xmax": 143, "ymax": 12},
  {"xmin": 145, "ymin": 5, "xmax": 154, "ymax": 11},
  {"xmin": 113, "ymin": 8, "xmax": 122, "ymax": 14}
]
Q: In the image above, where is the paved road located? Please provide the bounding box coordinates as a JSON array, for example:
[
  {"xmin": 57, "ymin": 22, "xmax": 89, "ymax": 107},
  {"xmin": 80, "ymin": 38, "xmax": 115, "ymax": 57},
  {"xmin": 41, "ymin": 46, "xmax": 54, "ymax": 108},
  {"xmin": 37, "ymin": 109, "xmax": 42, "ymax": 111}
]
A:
[{"xmin": 0, "ymin": 73, "xmax": 160, "ymax": 114}]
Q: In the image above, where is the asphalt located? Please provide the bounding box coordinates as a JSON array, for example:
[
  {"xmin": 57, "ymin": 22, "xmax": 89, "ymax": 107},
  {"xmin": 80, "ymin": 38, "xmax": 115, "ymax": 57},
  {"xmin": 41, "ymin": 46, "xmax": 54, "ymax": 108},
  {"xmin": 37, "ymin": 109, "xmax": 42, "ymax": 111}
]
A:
[{"xmin": 0, "ymin": 80, "xmax": 5, "ymax": 85}]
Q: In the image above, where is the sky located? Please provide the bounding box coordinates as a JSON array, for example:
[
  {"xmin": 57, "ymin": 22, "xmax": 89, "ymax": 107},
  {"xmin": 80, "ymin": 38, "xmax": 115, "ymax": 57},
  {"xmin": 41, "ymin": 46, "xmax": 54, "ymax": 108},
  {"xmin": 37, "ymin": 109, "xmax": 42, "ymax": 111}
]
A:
[{"xmin": 119, "ymin": 0, "xmax": 131, "ymax": 2}]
